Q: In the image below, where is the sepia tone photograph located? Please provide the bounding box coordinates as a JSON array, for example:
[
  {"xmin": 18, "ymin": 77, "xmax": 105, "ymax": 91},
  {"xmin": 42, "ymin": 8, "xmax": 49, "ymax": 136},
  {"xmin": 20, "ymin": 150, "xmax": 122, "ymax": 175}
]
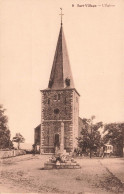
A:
[{"xmin": 0, "ymin": 0, "xmax": 124, "ymax": 193}]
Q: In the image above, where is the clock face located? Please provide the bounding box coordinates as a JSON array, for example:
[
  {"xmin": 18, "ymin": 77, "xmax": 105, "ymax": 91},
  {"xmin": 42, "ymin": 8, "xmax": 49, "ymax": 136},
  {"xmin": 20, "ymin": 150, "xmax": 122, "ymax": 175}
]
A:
[{"xmin": 54, "ymin": 108, "xmax": 60, "ymax": 114}]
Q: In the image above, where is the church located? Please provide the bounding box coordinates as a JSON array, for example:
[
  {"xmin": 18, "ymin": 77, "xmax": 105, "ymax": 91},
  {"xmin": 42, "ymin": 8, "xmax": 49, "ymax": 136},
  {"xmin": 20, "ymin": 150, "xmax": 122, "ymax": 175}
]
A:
[{"xmin": 34, "ymin": 15, "xmax": 83, "ymax": 154}]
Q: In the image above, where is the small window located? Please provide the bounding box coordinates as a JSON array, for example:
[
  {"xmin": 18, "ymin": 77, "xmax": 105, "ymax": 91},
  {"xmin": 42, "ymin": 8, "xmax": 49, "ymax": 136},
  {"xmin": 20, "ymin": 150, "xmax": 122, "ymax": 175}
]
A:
[
  {"xmin": 65, "ymin": 107, "xmax": 67, "ymax": 115},
  {"xmin": 48, "ymin": 99, "xmax": 50, "ymax": 105},
  {"xmin": 54, "ymin": 95, "xmax": 57, "ymax": 101},
  {"xmin": 58, "ymin": 94, "xmax": 60, "ymax": 100}
]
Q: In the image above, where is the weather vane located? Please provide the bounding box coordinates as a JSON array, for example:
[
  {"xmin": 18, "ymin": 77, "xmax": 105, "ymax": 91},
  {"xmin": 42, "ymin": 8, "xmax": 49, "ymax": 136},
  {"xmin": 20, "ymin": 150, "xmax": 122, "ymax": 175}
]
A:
[{"xmin": 59, "ymin": 8, "xmax": 64, "ymax": 25}]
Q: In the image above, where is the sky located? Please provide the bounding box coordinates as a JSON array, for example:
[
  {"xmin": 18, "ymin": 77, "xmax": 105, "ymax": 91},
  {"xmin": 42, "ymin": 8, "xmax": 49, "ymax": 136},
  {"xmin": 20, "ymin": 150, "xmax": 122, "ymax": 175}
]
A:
[{"xmin": 0, "ymin": 0, "xmax": 124, "ymax": 144}]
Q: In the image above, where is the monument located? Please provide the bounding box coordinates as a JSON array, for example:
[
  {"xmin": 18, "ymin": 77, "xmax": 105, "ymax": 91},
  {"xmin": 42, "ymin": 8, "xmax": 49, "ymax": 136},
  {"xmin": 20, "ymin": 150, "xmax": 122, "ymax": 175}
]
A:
[{"xmin": 44, "ymin": 122, "xmax": 80, "ymax": 169}]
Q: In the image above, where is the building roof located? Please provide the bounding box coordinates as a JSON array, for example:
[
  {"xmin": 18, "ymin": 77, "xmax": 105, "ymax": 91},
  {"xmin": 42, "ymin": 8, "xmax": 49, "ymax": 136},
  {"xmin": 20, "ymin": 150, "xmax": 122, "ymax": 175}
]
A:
[
  {"xmin": 34, "ymin": 124, "xmax": 41, "ymax": 130},
  {"xmin": 48, "ymin": 24, "xmax": 74, "ymax": 90}
]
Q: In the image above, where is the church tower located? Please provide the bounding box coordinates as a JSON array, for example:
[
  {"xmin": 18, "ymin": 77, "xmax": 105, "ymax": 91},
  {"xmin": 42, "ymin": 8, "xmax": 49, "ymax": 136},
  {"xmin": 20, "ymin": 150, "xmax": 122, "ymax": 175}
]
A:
[{"xmin": 40, "ymin": 15, "xmax": 80, "ymax": 154}]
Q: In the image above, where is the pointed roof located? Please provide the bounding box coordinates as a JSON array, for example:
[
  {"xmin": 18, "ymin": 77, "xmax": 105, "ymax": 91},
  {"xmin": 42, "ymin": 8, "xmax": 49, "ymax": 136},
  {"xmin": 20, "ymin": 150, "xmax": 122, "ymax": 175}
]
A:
[{"xmin": 48, "ymin": 24, "xmax": 74, "ymax": 89}]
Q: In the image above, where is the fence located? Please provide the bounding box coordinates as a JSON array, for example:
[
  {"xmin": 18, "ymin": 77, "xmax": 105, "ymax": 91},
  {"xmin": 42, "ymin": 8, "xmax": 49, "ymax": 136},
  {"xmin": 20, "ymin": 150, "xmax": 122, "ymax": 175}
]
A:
[{"xmin": 0, "ymin": 149, "xmax": 26, "ymax": 159}]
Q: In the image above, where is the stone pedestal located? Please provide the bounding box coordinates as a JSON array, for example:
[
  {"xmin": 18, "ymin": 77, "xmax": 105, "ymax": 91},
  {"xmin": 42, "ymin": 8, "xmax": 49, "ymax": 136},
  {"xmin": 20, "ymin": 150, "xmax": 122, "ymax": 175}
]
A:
[{"xmin": 44, "ymin": 121, "xmax": 80, "ymax": 170}]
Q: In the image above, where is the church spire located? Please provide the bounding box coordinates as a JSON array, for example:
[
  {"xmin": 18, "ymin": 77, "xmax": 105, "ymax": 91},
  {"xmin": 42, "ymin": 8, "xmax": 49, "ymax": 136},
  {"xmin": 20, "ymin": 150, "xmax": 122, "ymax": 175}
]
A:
[{"xmin": 48, "ymin": 11, "xmax": 74, "ymax": 89}]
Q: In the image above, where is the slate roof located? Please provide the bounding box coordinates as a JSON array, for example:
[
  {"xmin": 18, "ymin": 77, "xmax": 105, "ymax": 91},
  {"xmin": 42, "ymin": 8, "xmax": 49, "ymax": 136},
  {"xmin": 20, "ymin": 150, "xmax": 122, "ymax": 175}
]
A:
[{"xmin": 48, "ymin": 24, "xmax": 74, "ymax": 89}]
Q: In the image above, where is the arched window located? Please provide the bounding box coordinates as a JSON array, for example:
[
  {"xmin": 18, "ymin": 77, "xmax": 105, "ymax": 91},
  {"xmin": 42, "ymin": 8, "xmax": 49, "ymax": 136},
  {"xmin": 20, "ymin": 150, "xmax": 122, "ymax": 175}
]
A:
[
  {"xmin": 53, "ymin": 93, "xmax": 61, "ymax": 101},
  {"xmin": 65, "ymin": 78, "xmax": 70, "ymax": 86}
]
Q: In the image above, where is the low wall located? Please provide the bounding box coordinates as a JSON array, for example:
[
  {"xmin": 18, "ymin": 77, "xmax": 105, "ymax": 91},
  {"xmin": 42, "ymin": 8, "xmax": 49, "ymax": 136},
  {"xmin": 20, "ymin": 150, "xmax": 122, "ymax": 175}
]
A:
[{"xmin": 0, "ymin": 149, "xmax": 26, "ymax": 159}]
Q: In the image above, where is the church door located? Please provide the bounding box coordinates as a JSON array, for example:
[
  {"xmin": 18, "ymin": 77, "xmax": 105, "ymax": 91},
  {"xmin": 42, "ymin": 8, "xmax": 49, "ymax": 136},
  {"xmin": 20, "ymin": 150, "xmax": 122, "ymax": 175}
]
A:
[{"xmin": 54, "ymin": 134, "xmax": 60, "ymax": 148}]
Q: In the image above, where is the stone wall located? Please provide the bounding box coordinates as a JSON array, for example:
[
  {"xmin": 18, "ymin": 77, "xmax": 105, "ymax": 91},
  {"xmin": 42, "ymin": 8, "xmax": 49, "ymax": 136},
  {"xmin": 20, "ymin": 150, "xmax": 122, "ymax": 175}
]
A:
[
  {"xmin": 41, "ymin": 121, "xmax": 73, "ymax": 153},
  {"xmin": 41, "ymin": 89, "xmax": 75, "ymax": 153},
  {"xmin": 41, "ymin": 89, "xmax": 73, "ymax": 121},
  {"xmin": 0, "ymin": 149, "xmax": 26, "ymax": 159},
  {"xmin": 72, "ymin": 90, "xmax": 79, "ymax": 149}
]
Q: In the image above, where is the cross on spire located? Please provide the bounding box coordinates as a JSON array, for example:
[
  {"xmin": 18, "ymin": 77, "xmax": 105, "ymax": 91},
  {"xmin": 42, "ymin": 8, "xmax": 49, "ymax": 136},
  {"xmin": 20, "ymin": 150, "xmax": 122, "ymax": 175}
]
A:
[{"xmin": 59, "ymin": 8, "xmax": 64, "ymax": 25}]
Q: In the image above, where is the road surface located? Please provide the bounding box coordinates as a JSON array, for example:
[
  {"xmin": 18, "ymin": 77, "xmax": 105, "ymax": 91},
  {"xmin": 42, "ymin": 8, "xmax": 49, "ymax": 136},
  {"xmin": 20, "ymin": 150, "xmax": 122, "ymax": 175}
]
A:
[{"xmin": 0, "ymin": 155, "xmax": 124, "ymax": 193}]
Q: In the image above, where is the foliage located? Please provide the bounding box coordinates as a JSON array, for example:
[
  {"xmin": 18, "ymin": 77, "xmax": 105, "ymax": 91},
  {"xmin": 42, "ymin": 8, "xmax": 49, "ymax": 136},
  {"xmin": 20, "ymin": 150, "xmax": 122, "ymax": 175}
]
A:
[
  {"xmin": 0, "ymin": 104, "xmax": 13, "ymax": 149},
  {"xmin": 12, "ymin": 133, "xmax": 25, "ymax": 149},
  {"xmin": 103, "ymin": 123, "xmax": 124, "ymax": 156},
  {"xmin": 77, "ymin": 116, "xmax": 103, "ymax": 157}
]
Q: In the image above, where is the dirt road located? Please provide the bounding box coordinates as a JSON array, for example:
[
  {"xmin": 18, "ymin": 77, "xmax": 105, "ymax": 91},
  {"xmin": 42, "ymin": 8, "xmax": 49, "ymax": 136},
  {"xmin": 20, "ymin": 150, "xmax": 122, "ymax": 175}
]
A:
[{"xmin": 0, "ymin": 155, "xmax": 124, "ymax": 193}]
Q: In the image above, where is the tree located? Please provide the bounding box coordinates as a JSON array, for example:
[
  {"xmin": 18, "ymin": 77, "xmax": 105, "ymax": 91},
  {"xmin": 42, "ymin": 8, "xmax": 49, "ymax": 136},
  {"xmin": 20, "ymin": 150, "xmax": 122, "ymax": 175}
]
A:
[
  {"xmin": 0, "ymin": 104, "xmax": 13, "ymax": 149},
  {"xmin": 78, "ymin": 116, "xmax": 103, "ymax": 158},
  {"xmin": 103, "ymin": 123, "xmax": 124, "ymax": 157},
  {"xmin": 12, "ymin": 133, "xmax": 25, "ymax": 149}
]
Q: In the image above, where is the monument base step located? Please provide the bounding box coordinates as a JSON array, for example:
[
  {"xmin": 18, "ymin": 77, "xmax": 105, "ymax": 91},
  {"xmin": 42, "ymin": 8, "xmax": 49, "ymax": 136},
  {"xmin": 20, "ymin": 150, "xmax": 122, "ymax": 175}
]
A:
[{"xmin": 44, "ymin": 162, "xmax": 81, "ymax": 169}]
